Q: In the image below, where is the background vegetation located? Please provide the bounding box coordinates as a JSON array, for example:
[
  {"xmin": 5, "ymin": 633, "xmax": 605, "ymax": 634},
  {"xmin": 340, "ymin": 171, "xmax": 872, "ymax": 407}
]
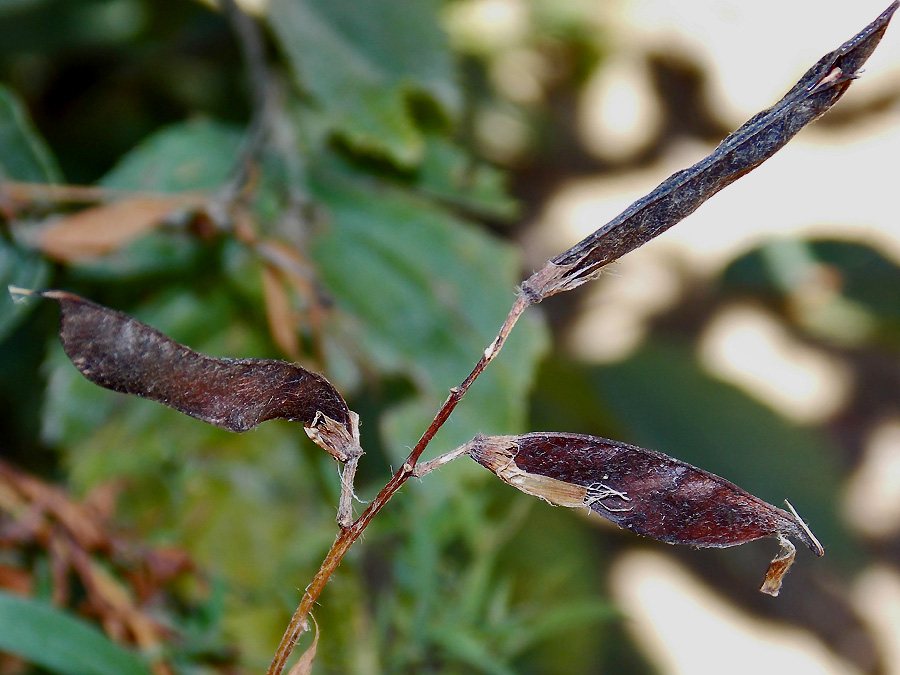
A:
[{"xmin": 1, "ymin": 0, "xmax": 899, "ymax": 673}]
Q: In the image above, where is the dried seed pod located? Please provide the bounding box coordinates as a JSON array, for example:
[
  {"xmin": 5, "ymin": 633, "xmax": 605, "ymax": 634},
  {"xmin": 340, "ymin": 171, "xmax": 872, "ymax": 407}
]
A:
[
  {"xmin": 520, "ymin": 2, "xmax": 898, "ymax": 302},
  {"xmin": 25, "ymin": 289, "xmax": 360, "ymax": 462},
  {"xmin": 467, "ymin": 433, "xmax": 823, "ymax": 595}
]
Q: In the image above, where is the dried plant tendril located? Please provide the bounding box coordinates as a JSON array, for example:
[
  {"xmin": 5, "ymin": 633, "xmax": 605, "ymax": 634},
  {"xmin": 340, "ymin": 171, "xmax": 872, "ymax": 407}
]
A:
[
  {"xmin": 466, "ymin": 432, "xmax": 823, "ymax": 595},
  {"xmin": 520, "ymin": 1, "xmax": 898, "ymax": 303},
  {"xmin": 20, "ymin": 288, "xmax": 359, "ymax": 462}
]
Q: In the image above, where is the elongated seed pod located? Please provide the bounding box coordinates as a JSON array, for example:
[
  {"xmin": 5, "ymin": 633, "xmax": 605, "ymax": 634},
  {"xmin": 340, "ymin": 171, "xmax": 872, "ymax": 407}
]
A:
[
  {"xmin": 468, "ymin": 433, "xmax": 822, "ymax": 595},
  {"xmin": 25, "ymin": 289, "xmax": 360, "ymax": 460},
  {"xmin": 520, "ymin": 2, "xmax": 898, "ymax": 302}
]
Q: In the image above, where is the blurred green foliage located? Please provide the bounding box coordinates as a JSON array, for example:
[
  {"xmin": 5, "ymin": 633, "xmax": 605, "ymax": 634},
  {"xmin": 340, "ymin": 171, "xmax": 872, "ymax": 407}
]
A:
[
  {"xmin": 0, "ymin": 591, "xmax": 151, "ymax": 675},
  {"xmin": 1, "ymin": 0, "xmax": 898, "ymax": 674}
]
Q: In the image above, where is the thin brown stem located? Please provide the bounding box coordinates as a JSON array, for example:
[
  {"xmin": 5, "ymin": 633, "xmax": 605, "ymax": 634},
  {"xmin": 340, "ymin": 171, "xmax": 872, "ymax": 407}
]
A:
[
  {"xmin": 217, "ymin": 0, "xmax": 275, "ymax": 205},
  {"xmin": 266, "ymin": 294, "xmax": 531, "ymax": 675},
  {"xmin": 336, "ymin": 455, "xmax": 360, "ymax": 528},
  {"xmin": 411, "ymin": 443, "xmax": 472, "ymax": 477}
]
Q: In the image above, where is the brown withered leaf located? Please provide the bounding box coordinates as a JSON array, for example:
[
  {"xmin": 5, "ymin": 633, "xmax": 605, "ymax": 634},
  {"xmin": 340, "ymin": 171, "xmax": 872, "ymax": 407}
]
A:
[
  {"xmin": 288, "ymin": 617, "xmax": 319, "ymax": 675},
  {"xmin": 262, "ymin": 263, "xmax": 301, "ymax": 359},
  {"xmin": 72, "ymin": 549, "xmax": 169, "ymax": 651},
  {"xmin": 23, "ymin": 289, "xmax": 359, "ymax": 460},
  {"xmin": 0, "ymin": 564, "xmax": 32, "ymax": 595},
  {"xmin": 467, "ymin": 433, "xmax": 823, "ymax": 595},
  {"xmin": 0, "ymin": 456, "xmax": 213, "ymax": 671},
  {"xmin": 0, "ymin": 458, "xmax": 107, "ymax": 550},
  {"xmin": 520, "ymin": 2, "xmax": 897, "ymax": 302},
  {"xmin": 127, "ymin": 546, "xmax": 193, "ymax": 603},
  {"xmin": 36, "ymin": 196, "xmax": 203, "ymax": 261}
]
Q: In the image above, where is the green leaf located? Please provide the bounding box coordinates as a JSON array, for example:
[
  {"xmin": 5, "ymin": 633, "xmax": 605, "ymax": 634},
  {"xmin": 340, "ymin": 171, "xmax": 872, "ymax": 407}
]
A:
[
  {"xmin": 101, "ymin": 119, "xmax": 244, "ymax": 191},
  {"xmin": 0, "ymin": 240, "xmax": 50, "ymax": 342},
  {"xmin": 0, "ymin": 0, "xmax": 49, "ymax": 14},
  {"xmin": 724, "ymin": 239, "xmax": 900, "ymax": 345},
  {"xmin": 62, "ymin": 230, "xmax": 212, "ymax": 282},
  {"xmin": 0, "ymin": 84, "xmax": 62, "ymax": 182},
  {"xmin": 0, "ymin": 590, "xmax": 151, "ymax": 675},
  {"xmin": 310, "ymin": 165, "xmax": 548, "ymax": 456},
  {"xmin": 268, "ymin": 0, "xmax": 460, "ymax": 167},
  {"xmin": 430, "ymin": 628, "xmax": 518, "ymax": 675},
  {"xmin": 415, "ymin": 134, "xmax": 519, "ymax": 220},
  {"xmin": 66, "ymin": 120, "xmax": 245, "ymax": 278},
  {"xmin": 505, "ymin": 601, "xmax": 619, "ymax": 659},
  {"xmin": 808, "ymin": 240, "xmax": 900, "ymax": 320}
]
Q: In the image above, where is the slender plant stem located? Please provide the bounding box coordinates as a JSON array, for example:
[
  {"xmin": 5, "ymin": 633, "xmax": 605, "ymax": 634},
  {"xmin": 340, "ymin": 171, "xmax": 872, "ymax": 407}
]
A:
[
  {"xmin": 217, "ymin": 0, "xmax": 275, "ymax": 204},
  {"xmin": 266, "ymin": 294, "xmax": 530, "ymax": 675}
]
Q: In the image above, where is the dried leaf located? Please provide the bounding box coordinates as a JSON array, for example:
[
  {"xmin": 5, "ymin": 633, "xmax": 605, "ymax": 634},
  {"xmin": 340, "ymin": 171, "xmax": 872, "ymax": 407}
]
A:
[
  {"xmin": 0, "ymin": 565, "xmax": 32, "ymax": 595},
  {"xmin": 0, "ymin": 459, "xmax": 107, "ymax": 550},
  {"xmin": 49, "ymin": 535, "xmax": 72, "ymax": 607},
  {"xmin": 262, "ymin": 263, "xmax": 300, "ymax": 359},
  {"xmin": 21, "ymin": 289, "xmax": 360, "ymax": 460},
  {"xmin": 467, "ymin": 433, "xmax": 823, "ymax": 594},
  {"xmin": 0, "ymin": 456, "xmax": 210, "ymax": 671},
  {"xmin": 79, "ymin": 557, "xmax": 167, "ymax": 651},
  {"xmin": 36, "ymin": 197, "xmax": 202, "ymax": 261},
  {"xmin": 124, "ymin": 546, "xmax": 193, "ymax": 606},
  {"xmin": 759, "ymin": 535, "xmax": 796, "ymax": 597},
  {"xmin": 287, "ymin": 617, "xmax": 319, "ymax": 675},
  {"xmin": 520, "ymin": 2, "xmax": 898, "ymax": 301}
]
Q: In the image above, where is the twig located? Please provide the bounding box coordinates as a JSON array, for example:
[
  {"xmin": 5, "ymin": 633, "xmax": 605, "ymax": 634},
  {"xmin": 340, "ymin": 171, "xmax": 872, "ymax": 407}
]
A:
[
  {"xmin": 217, "ymin": 0, "xmax": 315, "ymax": 240},
  {"xmin": 266, "ymin": 295, "xmax": 529, "ymax": 675},
  {"xmin": 266, "ymin": 4, "xmax": 898, "ymax": 671},
  {"xmin": 217, "ymin": 0, "xmax": 276, "ymax": 208},
  {"xmin": 411, "ymin": 443, "xmax": 472, "ymax": 477}
]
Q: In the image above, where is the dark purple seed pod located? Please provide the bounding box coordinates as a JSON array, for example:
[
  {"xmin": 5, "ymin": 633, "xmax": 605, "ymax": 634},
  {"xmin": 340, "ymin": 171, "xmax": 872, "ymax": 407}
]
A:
[
  {"xmin": 468, "ymin": 432, "xmax": 823, "ymax": 595},
  {"xmin": 519, "ymin": 2, "xmax": 898, "ymax": 303},
  {"xmin": 28, "ymin": 289, "xmax": 359, "ymax": 461}
]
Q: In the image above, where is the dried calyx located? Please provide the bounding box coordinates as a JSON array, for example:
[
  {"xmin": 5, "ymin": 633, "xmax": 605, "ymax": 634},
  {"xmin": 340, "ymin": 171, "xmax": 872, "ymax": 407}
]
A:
[{"xmin": 466, "ymin": 433, "xmax": 823, "ymax": 596}]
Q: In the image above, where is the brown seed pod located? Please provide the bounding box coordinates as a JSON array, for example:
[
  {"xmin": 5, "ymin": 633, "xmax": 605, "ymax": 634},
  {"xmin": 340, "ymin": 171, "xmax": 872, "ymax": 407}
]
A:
[
  {"xmin": 519, "ymin": 1, "xmax": 898, "ymax": 302},
  {"xmin": 468, "ymin": 433, "xmax": 823, "ymax": 595},
  {"xmin": 22, "ymin": 288, "xmax": 360, "ymax": 462}
]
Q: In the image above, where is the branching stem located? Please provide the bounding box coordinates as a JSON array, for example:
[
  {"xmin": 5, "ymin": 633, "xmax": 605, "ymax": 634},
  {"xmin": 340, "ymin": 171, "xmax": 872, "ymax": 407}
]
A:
[
  {"xmin": 267, "ymin": 4, "xmax": 900, "ymax": 670},
  {"xmin": 266, "ymin": 294, "xmax": 530, "ymax": 675}
]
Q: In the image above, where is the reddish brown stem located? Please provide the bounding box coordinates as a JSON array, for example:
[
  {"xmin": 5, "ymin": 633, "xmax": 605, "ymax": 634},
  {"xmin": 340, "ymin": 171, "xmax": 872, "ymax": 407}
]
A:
[{"xmin": 266, "ymin": 295, "xmax": 530, "ymax": 675}]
